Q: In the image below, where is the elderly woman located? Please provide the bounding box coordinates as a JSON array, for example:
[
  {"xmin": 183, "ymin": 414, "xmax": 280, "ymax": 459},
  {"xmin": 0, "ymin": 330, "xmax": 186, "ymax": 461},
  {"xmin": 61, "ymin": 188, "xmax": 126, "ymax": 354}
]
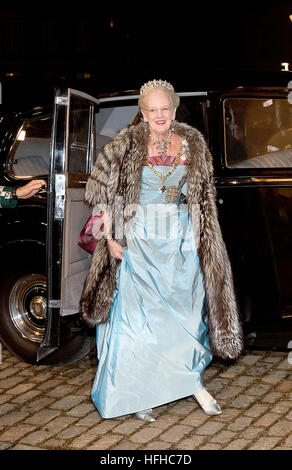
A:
[{"xmin": 81, "ymin": 80, "xmax": 243, "ymax": 422}]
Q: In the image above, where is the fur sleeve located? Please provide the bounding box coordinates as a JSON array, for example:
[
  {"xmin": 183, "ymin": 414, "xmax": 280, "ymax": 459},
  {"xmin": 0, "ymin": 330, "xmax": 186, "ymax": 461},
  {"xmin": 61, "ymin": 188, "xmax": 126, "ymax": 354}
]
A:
[
  {"xmin": 199, "ymin": 146, "xmax": 244, "ymax": 360},
  {"xmin": 84, "ymin": 127, "xmax": 130, "ymax": 208}
]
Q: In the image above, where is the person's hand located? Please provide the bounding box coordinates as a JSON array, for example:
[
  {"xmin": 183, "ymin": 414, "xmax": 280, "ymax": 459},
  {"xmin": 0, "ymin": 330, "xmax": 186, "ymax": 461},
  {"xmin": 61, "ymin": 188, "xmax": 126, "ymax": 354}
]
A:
[
  {"xmin": 16, "ymin": 180, "xmax": 46, "ymax": 199},
  {"xmin": 107, "ymin": 239, "xmax": 124, "ymax": 259}
]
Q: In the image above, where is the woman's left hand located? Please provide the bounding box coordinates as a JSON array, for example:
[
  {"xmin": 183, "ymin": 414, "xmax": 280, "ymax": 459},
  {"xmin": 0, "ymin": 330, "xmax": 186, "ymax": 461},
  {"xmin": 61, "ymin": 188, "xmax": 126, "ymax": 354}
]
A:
[
  {"xmin": 16, "ymin": 180, "xmax": 46, "ymax": 199},
  {"xmin": 107, "ymin": 239, "xmax": 124, "ymax": 259}
]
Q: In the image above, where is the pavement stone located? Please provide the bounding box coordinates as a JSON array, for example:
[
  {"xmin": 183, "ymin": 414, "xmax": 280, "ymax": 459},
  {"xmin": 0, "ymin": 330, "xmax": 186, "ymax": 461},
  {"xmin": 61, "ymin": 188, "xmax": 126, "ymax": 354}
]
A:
[
  {"xmin": 227, "ymin": 416, "xmax": 253, "ymax": 431},
  {"xmin": 0, "ymin": 345, "xmax": 291, "ymax": 450},
  {"xmin": 158, "ymin": 424, "xmax": 194, "ymax": 443},
  {"xmin": 223, "ymin": 438, "xmax": 252, "ymax": 450},
  {"xmin": 248, "ymin": 436, "xmax": 282, "ymax": 450},
  {"xmin": 129, "ymin": 426, "xmax": 163, "ymax": 444},
  {"xmin": 177, "ymin": 435, "xmax": 206, "ymax": 449},
  {"xmin": 112, "ymin": 439, "xmax": 143, "ymax": 450}
]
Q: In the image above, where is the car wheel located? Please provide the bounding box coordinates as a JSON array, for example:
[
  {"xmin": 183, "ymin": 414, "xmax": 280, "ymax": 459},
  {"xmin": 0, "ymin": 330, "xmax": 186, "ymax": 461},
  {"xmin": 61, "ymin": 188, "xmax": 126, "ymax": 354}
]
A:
[{"xmin": 0, "ymin": 247, "xmax": 95, "ymax": 365}]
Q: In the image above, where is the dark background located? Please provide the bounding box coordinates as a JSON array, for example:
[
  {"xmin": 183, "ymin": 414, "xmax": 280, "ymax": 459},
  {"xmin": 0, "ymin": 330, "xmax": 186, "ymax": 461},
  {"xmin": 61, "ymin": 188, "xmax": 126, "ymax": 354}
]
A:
[{"xmin": 0, "ymin": 2, "xmax": 292, "ymax": 105}]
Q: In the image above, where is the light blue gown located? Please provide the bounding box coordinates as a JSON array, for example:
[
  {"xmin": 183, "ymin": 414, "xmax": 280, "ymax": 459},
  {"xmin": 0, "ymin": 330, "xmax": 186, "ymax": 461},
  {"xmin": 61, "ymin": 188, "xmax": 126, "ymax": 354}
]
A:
[{"xmin": 91, "ymin": 154, "xmax": 212, "ymax": 419}]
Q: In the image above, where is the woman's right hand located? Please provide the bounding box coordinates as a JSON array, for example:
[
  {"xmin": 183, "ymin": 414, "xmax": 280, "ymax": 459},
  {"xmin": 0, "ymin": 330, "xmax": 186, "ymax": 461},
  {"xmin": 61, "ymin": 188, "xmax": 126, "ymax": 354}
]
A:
[{"xmin": 107, "ymin": 239, "xmax": 124, "ymax": 260}]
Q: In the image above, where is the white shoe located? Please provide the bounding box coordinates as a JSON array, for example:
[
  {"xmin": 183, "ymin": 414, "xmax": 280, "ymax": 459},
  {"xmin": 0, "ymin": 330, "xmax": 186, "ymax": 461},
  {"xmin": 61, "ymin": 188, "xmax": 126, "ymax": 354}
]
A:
[
  {"xmin": 193, "ymin": 389, "xmax": 222, "ymax": 416},
  {"xmin": 135, "ymin": 409, "xmax": 155, "ymax": 422}
]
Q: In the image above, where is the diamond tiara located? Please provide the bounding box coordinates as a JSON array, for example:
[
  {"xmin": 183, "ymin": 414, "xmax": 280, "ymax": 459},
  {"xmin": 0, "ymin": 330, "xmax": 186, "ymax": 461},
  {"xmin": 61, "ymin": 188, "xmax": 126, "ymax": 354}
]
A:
[{"xmin": 140, "ymin": 79, "xmax": 175, "ymax": 96}]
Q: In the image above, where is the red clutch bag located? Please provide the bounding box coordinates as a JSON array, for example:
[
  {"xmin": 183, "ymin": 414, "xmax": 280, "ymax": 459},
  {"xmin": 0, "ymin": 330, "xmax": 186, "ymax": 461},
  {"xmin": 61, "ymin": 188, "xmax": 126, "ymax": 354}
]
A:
[{"xmin": 78, "ymin": 211, "xmax": 104, "ymax": 254}]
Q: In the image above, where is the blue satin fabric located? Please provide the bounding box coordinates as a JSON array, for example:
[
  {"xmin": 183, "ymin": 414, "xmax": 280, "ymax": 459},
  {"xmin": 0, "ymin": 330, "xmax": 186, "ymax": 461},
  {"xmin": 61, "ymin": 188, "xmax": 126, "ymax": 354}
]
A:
[{"xmin": 91, "ymin": 164, "xmax": 212, "ymax": 418}]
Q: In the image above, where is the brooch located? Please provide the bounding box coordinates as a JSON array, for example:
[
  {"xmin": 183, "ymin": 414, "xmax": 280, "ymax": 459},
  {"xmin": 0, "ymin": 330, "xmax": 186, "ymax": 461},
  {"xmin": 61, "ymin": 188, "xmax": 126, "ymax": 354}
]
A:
[{"xmin": 165, "ymin": 185, "xmax": 178, "ymax": 203}]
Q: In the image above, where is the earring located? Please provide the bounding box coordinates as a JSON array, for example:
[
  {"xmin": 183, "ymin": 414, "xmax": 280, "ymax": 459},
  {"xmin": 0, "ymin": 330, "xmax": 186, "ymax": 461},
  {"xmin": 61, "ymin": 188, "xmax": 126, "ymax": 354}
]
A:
[{"xmin": 143, "ymin": 120, "xmax": 149, "ymax": 133}]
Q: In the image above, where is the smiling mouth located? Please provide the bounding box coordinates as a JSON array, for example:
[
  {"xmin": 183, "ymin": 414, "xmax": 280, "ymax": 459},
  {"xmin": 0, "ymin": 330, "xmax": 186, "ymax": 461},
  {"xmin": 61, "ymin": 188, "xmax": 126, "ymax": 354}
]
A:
[{"xmin": 156, "ymin": 120, "xmax": 166, "ymax": 125}]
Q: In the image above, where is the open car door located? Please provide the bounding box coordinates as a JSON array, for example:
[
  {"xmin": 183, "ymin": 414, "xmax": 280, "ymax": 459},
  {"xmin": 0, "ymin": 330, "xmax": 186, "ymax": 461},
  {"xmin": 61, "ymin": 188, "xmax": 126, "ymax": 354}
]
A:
[{"xmin": 38, "ymin": 88, "xmax": 99, "ymax": 360}]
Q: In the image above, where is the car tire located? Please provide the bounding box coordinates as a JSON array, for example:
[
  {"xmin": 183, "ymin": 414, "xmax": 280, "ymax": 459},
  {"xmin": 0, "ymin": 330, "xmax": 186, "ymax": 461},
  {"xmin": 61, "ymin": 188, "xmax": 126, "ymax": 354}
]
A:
[
  {"xmin": 0, "ymin": 244, "xmax": 95, "ymax": 365},
  {"xmin": 40, "ymin": 334, "xmax": 96, "ymax": 366}
]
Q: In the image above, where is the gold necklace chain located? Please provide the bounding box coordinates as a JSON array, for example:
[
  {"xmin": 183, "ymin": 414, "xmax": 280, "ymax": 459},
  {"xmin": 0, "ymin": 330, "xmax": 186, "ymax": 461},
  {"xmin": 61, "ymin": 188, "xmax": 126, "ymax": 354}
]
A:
[{"xmin": 145, "ymin": 141, "xmax": 183, "ymax": 193}]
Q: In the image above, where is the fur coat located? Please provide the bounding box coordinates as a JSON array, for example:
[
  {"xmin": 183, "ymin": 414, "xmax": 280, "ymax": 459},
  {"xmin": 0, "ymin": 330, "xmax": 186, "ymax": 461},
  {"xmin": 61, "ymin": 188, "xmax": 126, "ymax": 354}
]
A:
[{"xmin": 80, "ymin": 120, "xmax": 244, "ymax": 360}]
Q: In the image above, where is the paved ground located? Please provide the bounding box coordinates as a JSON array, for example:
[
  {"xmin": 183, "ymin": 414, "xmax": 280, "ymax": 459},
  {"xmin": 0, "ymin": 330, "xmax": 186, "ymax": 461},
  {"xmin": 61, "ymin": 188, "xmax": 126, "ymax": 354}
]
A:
[{"xmin": 0, "ymin": 344, "xmax": 291, "ymax": 451}]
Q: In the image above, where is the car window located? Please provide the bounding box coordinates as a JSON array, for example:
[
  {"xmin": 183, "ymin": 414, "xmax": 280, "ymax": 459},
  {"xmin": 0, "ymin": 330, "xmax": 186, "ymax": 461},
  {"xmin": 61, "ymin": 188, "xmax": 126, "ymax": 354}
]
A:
[
  {"xmin": 94, "ymin": 103, "xmax": 139, "ymax": 159},
  {"xmin": 224, "ymin": 97, "xmax": 292, "ymax": 169},
  {"xmin": 9, "ymin": 115, "xmax": 52, "ymax": 178},
  {"xmin": 176, "ymin": 99, "xmax": 207, "ymax": 137},
  {"xmin": 68, "ymin": 97, "xmax": 91, "ymax": 174}
]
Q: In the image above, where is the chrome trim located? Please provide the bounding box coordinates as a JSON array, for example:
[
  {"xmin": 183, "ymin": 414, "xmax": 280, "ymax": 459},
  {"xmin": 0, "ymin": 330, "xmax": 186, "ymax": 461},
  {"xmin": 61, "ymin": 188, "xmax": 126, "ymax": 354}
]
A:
[
  {"xmin": 69, "ymin": 88, "xmax": 100, "ymax": 105},
  {"xmin": 99, "ymin": 95, "xmax": 139, "ymax": 102},
  {"xmin": 55, "ymin": 96, "xmax": 68, "ymax": 105},
  {"xmin": 99, "ymin": 91, "xmax": 208, "ymax": 103},
  {"xmin": 251, "ymin": 177, "xmax": 292, "ymax": 183},
  {"xmin": 9, "ymin": 274, "xmax": 47, "ymax": 343},
  {"xmin": 49, "ymin": 300, "xmax": 62, "ymax": 308},
  {"xmin": 55, "ymin": 174, "xmax": 66, "ymax": 220},
  {"xmin": 177, "ymin": 91, "xmax": 208, "ymax": 97},
  {"xmin": 215, "ymin": 176, "xmax": 292, "ymax": 186}
]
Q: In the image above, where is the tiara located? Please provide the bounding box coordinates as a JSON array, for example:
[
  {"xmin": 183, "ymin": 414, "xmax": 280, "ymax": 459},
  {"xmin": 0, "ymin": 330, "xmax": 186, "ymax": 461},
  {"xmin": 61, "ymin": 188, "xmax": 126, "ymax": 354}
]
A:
[{"xmin": 140, "ymin": 79, "xmax": 174, "ymax": 96}]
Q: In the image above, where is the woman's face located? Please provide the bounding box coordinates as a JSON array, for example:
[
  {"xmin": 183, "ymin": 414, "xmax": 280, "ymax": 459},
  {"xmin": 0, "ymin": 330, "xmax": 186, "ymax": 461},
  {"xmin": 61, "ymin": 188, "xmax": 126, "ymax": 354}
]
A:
[{"xmin": 141, "ymin": 89, "xmax": 176, "ymax": 137}]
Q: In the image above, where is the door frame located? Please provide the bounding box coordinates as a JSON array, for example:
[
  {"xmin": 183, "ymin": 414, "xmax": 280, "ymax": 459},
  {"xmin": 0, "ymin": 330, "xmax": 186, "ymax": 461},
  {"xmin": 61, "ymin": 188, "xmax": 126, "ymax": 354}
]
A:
[{"xmin": 39, "ymin": 88, "xmax": 99, "ymax": 356}]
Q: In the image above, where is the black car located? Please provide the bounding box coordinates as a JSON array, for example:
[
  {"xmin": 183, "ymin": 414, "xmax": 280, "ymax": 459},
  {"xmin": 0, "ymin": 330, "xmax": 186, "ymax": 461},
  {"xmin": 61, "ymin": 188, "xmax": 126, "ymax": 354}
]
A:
[{"xmin": 0, "ymin": 85, "xmax": 291, "ymax": 365}]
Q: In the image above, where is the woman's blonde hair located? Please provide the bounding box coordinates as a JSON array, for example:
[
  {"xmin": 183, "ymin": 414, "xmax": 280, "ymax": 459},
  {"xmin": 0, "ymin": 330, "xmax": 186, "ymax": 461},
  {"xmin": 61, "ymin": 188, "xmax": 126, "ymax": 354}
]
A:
[{"xmin": 138, "ymin": 80, "xmax": 180, "ymax": 110}]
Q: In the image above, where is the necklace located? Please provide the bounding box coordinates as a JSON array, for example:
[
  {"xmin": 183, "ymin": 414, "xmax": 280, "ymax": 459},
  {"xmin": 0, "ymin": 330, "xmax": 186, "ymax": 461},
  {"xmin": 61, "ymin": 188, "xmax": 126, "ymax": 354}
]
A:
[
  {"xmin": 150, "ymin": 128, "xmax": 172, "ymax": 157},
  {"xmin": 145, "ymin": 141, "xmax": 183, "ymax": 193}
]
